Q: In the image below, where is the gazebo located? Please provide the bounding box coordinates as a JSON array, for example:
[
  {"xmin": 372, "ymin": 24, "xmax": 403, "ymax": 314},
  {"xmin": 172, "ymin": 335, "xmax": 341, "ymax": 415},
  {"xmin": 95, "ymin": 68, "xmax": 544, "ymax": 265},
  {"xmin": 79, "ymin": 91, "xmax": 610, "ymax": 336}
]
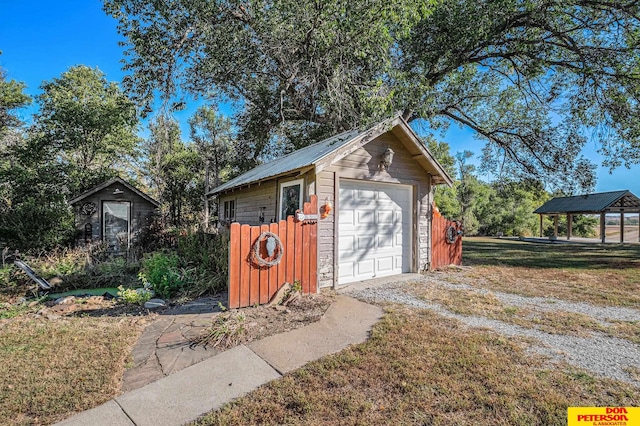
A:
[{"xmin": 534, "ymin": 190, "xmax": 640, "ymax": 243}]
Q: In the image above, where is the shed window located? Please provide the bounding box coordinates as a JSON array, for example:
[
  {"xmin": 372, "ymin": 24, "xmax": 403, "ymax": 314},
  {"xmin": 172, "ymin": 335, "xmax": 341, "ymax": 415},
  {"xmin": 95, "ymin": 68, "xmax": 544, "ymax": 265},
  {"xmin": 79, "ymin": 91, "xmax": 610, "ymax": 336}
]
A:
[
  {"xmin": 279, "ymin": 179, "xmax": 303, "ymax": 220},
  {"xmin": 223, "ymin": 199, "xmax": 235, "ymax": 223},
  {"xmin": 103, "ymin": 201, "xmax": 130, "ymax": 251}
]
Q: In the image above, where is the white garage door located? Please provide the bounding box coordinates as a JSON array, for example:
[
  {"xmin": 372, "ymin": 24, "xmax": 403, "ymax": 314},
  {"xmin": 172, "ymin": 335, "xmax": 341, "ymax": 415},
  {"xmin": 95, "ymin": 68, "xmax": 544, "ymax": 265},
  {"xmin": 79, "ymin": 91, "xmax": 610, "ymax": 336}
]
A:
[{"xmin": 338, "ymin": 180, "xmax": 412, "ymax": 285}]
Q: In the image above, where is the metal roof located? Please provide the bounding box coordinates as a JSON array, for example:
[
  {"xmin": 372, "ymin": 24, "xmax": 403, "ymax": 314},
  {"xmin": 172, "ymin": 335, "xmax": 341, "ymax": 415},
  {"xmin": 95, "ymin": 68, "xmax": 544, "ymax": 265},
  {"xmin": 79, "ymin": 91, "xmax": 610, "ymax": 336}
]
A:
[
  {"xmin": 534, "ymin": 190, "xmax": 640, "ymax": 214},
  {"xmin": 209, "ymin": 129, "xmax": 361, "ymax": 195},
  {"xmin": 68, "ymin": 176, "xmax": 160, "ymax": 207},
  {"xmin": 209, "ymin": 117, "xmax": 453, "ymax": 196}
]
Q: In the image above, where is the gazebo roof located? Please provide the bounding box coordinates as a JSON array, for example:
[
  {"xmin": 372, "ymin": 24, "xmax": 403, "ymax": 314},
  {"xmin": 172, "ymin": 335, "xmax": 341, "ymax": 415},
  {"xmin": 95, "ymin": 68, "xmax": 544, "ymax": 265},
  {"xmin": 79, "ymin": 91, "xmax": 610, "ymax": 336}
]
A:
[{"xmin": 534, "ymin": 190, "xmax": 640, "ymax": 215}]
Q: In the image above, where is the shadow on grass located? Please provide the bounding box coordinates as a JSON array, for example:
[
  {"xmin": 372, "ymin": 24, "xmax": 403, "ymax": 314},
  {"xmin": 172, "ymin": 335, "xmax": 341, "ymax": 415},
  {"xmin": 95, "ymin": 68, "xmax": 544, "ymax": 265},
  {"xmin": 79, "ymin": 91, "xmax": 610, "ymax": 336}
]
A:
[{"xmin": 463, "ymin": 238, "xmax": 640, "ymax": 270}]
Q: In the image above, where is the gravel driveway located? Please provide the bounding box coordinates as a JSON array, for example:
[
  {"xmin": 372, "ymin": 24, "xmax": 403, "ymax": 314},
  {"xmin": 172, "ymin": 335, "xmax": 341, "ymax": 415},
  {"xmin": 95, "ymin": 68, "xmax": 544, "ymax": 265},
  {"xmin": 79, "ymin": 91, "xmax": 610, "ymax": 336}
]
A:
[{"xmin": 342, "ymin": 273, "xmax": 640, "ymax": 388}]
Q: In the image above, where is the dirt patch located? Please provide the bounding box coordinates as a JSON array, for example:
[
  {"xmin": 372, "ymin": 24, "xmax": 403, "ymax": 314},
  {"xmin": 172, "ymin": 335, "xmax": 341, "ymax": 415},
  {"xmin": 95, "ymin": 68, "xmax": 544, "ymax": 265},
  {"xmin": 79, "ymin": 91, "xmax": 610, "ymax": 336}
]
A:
[{"xmin": 191, "ymin": 292, "xmax": 335, "ymax": 350}]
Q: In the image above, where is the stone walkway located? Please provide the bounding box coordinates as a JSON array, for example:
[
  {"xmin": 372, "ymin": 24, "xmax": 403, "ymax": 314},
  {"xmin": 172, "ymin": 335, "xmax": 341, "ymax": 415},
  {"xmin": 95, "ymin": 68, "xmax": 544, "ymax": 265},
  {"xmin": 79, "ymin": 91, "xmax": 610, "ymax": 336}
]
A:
[
  {"xmin": 56, "ymin": 296, "xmax": 383, "ymax": 426},
  {"xmin": 122, "ymin": 294, "xmax": 227, "ymax": 392}
]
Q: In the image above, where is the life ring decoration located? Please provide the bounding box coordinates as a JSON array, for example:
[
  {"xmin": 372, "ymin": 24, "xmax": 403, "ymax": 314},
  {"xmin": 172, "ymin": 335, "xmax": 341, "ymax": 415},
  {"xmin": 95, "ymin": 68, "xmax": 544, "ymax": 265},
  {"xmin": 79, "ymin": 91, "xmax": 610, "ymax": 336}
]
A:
[
  {"xmin": 252, "ymin": 231, "xmax": 284, "ymax": 267},
  {"xmin": 445, "ymin": 222, "xmax": 462, "ymax": 244}
]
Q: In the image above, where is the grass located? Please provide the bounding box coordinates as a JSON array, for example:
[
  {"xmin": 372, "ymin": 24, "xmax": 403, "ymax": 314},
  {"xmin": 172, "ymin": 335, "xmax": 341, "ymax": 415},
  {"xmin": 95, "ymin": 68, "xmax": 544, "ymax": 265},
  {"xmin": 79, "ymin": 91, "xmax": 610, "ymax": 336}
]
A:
[
  {"xmin": 408, "ymin": 283, "xmax": 611, "ymax": 339},
  {"xmin": 459, "ymin": 237, "xmax": 640, "ymax": 308},
  {"xmin": 193, "ymin": 308, "xmax": 639, "ymax": 426},
  {"xmin": 0, "ymin": 316, "xmax": 144, "ymax": 425}
]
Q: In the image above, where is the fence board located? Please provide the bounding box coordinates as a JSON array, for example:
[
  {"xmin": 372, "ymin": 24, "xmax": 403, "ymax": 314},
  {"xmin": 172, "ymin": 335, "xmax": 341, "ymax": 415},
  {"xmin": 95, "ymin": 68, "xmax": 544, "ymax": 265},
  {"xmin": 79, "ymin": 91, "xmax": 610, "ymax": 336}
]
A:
[
  {"xmin": 286, "ymin": 216, "xmax": 295, "ymax": 284},
  {"xmin": 277, "ymin": 220, "xmax": 286, "ymax": 296},
  {"xmin": 228, "ymin": 223, "xmax": 241, "ymax": 309},
  {"xmin": 239, "ymin": 225, "xmax": 251, "ymax": 309},
  {"xmin": 295, "ymin": 213, "xmax": 303, "ymax": 285},
  {"xmin": 269, "ymin": 222, "xmax": 279, "ymax": 301},
  {"xmin": 249, "ymin": 226, "xmax": 260, "ymax": 306},
  {"xmin": 228, "ymin": 195, "xmax": 319, "ymax": 309},
  {"xmin": 259, "ymin": 224, "xmax": 270, "ymax": 304},
  {"xmin": 431, "ymin": 205, "xmax": 463, "ymax": 270}
]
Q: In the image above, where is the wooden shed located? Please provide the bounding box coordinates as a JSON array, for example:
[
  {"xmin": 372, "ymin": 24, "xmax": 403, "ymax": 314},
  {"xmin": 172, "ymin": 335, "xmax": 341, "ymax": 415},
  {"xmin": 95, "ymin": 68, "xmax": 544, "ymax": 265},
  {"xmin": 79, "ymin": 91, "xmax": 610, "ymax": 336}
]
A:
[
  {"xmin": 68, "ymin": 177, "xmax": 160, "ymax": 251},
  {"xmin": 209, "ymin": 116, "xmax": 454, "ymax": 289}
]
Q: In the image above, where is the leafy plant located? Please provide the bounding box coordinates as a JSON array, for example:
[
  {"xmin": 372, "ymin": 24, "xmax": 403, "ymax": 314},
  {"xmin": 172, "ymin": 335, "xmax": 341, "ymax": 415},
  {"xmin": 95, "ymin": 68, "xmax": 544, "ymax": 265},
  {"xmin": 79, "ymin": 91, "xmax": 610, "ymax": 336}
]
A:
[
  {"xmin": 117, "ymin": 285, "xmax": 152, "ymax": 305},
  {"xmin": 138, "ymin": 251, "xmax": 185, "ymax": 299},
  {"xmin": 176, "ymin": 230, "xmax": 229, "ymax": 297}
]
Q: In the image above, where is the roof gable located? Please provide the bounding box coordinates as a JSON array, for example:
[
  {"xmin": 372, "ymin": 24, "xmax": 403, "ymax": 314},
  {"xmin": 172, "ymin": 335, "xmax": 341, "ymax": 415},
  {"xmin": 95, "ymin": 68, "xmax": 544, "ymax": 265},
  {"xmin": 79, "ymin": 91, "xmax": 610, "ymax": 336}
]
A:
[
  {"xmin": 68, "ymin": 177, "xmax": 160, "ymax": 207},
  {"xmin": 209, "ymin": 116, "xmax": 452, "ymax": 195},
  {"xmin": 534, "ymin": 190, "xmax": 640, "ymax": 214}
]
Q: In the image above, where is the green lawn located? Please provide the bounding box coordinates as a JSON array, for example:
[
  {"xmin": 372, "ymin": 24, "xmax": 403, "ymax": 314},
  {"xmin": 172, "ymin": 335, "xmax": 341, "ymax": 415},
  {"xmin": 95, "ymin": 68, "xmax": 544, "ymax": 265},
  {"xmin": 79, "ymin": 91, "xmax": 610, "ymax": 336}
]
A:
[{"xmin": 459, "ymin": 237, "xmax": 640, "ymax": 308}]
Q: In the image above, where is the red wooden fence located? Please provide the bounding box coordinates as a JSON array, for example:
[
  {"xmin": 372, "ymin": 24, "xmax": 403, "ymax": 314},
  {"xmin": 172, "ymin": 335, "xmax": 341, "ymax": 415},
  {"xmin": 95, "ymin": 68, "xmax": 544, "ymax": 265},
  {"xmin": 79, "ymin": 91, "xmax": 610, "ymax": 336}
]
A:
[
  {"xmin": 227, "ymin": 195, "xmax": 318, "ymax": 309},
  {"xmin": 431, "ymin": 204, "xmax": 463, "ymax": 270}
]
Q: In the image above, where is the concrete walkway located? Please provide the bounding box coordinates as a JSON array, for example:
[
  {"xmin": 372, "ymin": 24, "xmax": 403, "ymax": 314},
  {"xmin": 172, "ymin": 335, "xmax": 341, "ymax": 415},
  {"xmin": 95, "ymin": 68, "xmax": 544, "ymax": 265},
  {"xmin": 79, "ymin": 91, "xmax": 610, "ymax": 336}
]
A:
[{"xmin": 55, "ymin": 296, "xmax": 382, "ymax": 426}]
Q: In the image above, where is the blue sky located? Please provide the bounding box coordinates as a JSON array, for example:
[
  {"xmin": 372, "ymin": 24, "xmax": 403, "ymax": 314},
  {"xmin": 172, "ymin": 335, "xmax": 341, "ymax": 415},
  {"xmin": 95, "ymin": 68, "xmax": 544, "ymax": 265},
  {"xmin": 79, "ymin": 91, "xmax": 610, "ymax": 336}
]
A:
[{"xmin": 1, "ymin": 0, "xmax": 638, "ymax": 196}]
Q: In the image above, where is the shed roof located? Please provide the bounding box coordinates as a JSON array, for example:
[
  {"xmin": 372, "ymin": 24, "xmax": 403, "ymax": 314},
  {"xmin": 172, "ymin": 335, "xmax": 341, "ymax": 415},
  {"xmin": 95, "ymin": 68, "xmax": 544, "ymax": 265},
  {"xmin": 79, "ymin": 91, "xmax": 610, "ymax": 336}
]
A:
[
  {"xmin": 534, "ymin": 190, "xmax": 640, "ymax": 214},
  {"xmin": 208, "ymin": 116, "xmax": 453, "ymax": 196},
  {"xmin": 68, "ymin": 177, "xmax": 160, "ymax": 207}
]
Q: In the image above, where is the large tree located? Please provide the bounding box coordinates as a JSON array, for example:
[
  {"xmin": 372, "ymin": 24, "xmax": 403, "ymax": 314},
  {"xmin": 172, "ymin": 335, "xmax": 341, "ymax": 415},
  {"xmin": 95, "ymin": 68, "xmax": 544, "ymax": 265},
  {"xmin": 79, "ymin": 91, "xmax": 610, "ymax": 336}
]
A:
[
  {"xmin": 0, "ymin": 58, "xmax": 31, "ymax": 137},
  {"xmin": 27, "ymin": 65, "xmax": 139, "ymax": 195},
  {"xmin": 145, "ymin": 115, "xmax": 203, "ymax": 226},
  {"xmin": 1, "ymin": 66, "xmax": 139, "ymax": 250},
  {"xmin": 104, "ymin": 0, "xmax": 640, "ymax": 191},
  {"xmin": 188, "ymin": 105, "xmax": 235, "ymax": 227}
]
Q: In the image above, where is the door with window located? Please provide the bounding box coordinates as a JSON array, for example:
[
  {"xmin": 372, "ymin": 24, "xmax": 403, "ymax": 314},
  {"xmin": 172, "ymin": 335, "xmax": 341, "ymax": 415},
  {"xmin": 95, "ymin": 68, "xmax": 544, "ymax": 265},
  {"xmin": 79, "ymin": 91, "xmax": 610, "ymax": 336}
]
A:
[{"xmin": 103, "ymin": 201, "xmax": 130, "ymax": 251}]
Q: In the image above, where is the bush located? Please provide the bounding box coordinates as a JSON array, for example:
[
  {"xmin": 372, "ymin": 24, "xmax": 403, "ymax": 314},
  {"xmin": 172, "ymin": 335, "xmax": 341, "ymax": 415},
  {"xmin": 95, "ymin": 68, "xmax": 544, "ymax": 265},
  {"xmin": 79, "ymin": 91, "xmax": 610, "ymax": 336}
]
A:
[
  {"xmin": 138, "ymin": 252, "xmax": 186, "ymax": 299},
  {"xmin": 0, "ymin": 197, "xmax": 75, "ymax": 252},
  {"xmin": 176, "ymin": 230, "xmax": 229, "ymax": 297},
  {"xmin": 117, "ymin": 285, "xmax": 152, "ymax": 305}
]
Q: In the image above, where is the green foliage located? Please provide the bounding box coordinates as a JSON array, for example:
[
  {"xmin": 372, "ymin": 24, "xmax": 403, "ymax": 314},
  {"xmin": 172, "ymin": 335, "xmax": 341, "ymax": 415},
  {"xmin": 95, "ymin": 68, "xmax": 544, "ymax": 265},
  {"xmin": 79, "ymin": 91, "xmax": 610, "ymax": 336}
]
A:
[
  {"xmin": 105, "ymin": 0, "xmax": 640, "ymax": 190},
  {"xmin": 176, "ymin": 230, "xmax": 229, "ymax": 297},
  {"xmin": 0, "ymin": 196, "xmax": 75, "ymax": 251},
  {"xmin": 0, "ymin": 59, "xmax": 31, "ymax": 135},
  {"xmin": 543, "ymin": 215, "xmax": 599, "ymax": 239},
  {"xmin": 145, "ymin": 115, "xmax": 204, "ymax": 226},
  {"xmin": 29, "ymin": 65, "xmax": 138, "ymax": 195},
  {"xmin": 0, "ymin": 66, "xmax": 141, "ymax": 252},
  {"xmin": 0, "ymin": 296, "xmax": 46, "ymax": 319},
  {"xmin": 139, "ymin": 252, "xmax": 185, "ymax": 299},
  {"xmin": 117, "ymin": 285, "xmax": 152, "ymax": 305}
]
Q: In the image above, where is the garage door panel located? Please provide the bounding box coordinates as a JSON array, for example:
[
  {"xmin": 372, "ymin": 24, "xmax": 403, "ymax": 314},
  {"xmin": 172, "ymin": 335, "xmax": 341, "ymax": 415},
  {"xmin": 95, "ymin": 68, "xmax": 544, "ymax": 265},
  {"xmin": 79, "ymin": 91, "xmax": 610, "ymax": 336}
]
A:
[
  {"xmin": 377, "ymin": 210, "xmax": 395, "ymax": 224},
  {"xmin": 339, "ymin": 235, "xmax": 355, "ymax": 251},
  {"xmin": 338, "ymin": 261, "xmax": 354, "ymax": 279},
  {"xmin": 357, "ymin": 189, "xmax": 376, "ymax": 200},
  {"xmin": 377, "ymin": 256, "xmax": 394, "ymax": 272},
  {"xmin": 357, "ymin": 259, "xmax": 375, "ymax": 275},
  {"xmin": 357, "ymin": 236, "xmax": 375, "ymax": 250},
  {"xmin": 339, "ymin": 209, "xmax": 355, "ymax": 226},
  {"xmin": 338, "ymin": 180, "xmax": 412, "ymax": 284},
  {"xmin": 357, "ymin": 210, "xmax": 375, "ymax": 225}
]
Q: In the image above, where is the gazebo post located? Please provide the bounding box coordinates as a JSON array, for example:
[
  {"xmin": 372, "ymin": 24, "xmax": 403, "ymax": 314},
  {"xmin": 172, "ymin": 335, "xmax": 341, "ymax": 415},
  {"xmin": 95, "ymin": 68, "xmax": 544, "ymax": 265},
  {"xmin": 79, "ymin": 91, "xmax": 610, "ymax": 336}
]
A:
[
  {"xmin": 553, "ymin": 215, "xmax": 558, "ymax": 237},
  {"xmin": 567, "ymin": 214, "xmax": 572, "ymax": 240},
  {"xmin": 620, "ymin": 211, "xmax": 624, "ymax": 243},
  {"xmin": 600, "ymin": 213, "xmax": 606, "ymax": 243},
  {"xmin": 539, "ymin": 214, "xmax": 543, "ymax": 237}
]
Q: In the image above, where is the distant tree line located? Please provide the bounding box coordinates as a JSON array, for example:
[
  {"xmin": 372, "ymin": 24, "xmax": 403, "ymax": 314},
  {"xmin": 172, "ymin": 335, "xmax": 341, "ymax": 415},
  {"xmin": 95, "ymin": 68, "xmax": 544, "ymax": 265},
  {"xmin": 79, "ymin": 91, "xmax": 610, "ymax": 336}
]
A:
[{"xmin": 427, "ymin": 138, "xmax": 598, "ymax": 238}]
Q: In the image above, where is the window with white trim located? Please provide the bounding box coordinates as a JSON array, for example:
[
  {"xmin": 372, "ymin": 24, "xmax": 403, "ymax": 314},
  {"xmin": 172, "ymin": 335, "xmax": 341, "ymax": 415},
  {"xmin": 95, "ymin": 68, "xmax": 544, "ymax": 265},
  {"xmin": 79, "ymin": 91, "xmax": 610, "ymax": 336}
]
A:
[{"xmin": 279, "ymin": 179, "xmax": 303, "ymax": 220}]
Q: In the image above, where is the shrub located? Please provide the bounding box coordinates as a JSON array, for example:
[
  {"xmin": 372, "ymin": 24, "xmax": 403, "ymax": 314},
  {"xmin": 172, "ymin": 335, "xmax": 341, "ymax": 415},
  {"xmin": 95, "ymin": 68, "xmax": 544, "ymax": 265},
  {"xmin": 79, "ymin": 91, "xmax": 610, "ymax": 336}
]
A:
[
  {"xmin": 117, "ymin": 285, "xmax": 152, "ymax": 305},
  {"xmin": 138, "ymin": 252, "xmax": 185, "ymax": 299},
  {"xmin": 176, "ymin": 230, "xmax": 229, "ymax": 297}
]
